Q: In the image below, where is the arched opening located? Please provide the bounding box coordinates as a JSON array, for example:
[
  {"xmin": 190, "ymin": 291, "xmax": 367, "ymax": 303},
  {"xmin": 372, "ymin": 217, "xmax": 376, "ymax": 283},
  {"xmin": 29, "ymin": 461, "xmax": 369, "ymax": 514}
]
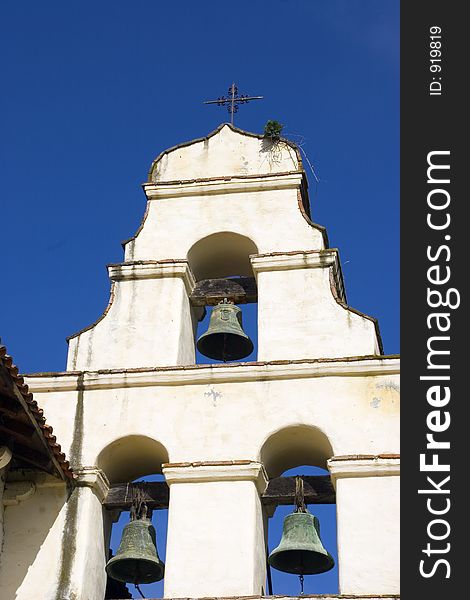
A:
[
  {"xmin": 188, "ymin": 232, "xmax": 259, "ymax": 364},
  {"xmin": 97, "ymin": 435, "xmax": 168, "ymax": 484},
  {"xmin": 187, "ymin": 232, "xmax": 258, "ymax": 281},
  {"xmin": 260, "ymin": 424, "xmax": 333, "ymax": 478},
  {"xmin": 260, "ymin": 426, "xmax": 338, "ymax": 595},
  {"xmin": 98, "ymin": 436, "xmax": 169, "ymax": 599}
]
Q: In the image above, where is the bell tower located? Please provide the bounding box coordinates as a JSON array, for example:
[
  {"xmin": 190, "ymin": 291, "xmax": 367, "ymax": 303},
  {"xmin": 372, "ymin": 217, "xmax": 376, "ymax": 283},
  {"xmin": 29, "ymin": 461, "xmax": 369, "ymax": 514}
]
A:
[
  {"xmin": 19, "ymin": 123, "xmax": 399, "ymax": 600},
  {"xmin": 67, "ymin": 124, "xmax": 381, "ymax": 371}
]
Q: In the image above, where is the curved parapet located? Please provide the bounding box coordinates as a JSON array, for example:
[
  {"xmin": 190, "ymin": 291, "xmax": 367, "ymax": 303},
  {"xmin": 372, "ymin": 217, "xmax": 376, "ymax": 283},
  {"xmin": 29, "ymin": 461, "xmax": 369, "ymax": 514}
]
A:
[
  {"xmin": 124, "ymin": 124, "xmax": 327, "ymax": 262},
  {"xmin": 148, "ymin": 123, "xmax": 303, "ymax": 182}
]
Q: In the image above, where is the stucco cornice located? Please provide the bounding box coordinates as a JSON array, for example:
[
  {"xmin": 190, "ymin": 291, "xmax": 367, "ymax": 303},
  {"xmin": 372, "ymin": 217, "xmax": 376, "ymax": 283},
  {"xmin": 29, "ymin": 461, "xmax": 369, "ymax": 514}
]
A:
[
  {"xmin": 163, "ymin": 461, "xmax": 268, "ymax": 494},
  {"xmin": 250, "ymin": 249, "xmax": 339, "ymax": 272},
  {"xmin": 107, "ymin": 259, "xmax": 196, "ymax": 295},
  {"xmin": 251, "ymin": 249, "xmax": 347, "ymax": 306},
  {"xmin": 74, "ymin": 466, "xmax": 110, "ymax": 502},
  {"xmin": 24, "ymin": 355, "xmax": 399, "ymax": 393},
  {"xmin": 143, "ymin": 171, "xmax": 303, "ymax": 200},
  {"xmin": 328, "ymin": 456, "xmax": 400, "ymax": 483}
]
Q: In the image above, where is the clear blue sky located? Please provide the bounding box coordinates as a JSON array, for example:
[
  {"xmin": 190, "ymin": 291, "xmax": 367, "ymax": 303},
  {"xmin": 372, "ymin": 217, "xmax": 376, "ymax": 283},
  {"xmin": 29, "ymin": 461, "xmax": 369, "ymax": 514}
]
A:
[{"xmin": 1, "ymin": 1, "xmax": 399, "ymax": 597}]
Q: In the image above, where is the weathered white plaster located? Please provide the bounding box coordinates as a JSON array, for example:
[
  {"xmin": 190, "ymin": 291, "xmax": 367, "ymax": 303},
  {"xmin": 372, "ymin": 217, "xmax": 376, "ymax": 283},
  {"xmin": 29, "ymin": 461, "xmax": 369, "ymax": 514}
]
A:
[
  {"xmin": 27, "ymin": 356, "xmax": 400, "ymax": 392},
  {"xmin": 0, "ymin": 477, "xmax": 67, "ymax": 600},
  {"xmin": 253, "ymin": 251, "xmax": 380, "ymax": 360},
  {"xmin": 163, "ymin": 463, "xmax": 268, "ymax": 597},
  {"xmin": 328, "ymin": 457, "xmax": 400, "ymax": 481},
  {"xmin": 16, "ymin": 361, "xmax": 399, "ymax": 597},
  {"xmin": 2, "ymin": 481, "xmax": 36, "ymax": 506},
  {"xmin": 0, "ymin": 447, "xmax": 12, "ymax": 558},
  {"xmin": 59, "ymin": 486, "xmax": 109, "ymax": 600},
  {"xmin": 66, "ymin": 125, "xmax": 381, "ymax": 371},
  {"xmin": 127, "ymin": 182, "xmax": 324, "ymax": 262},
  {"xmin": 2, "ymin": 125, "xmax": 399, "ymax": 598},
  {"xmin": 67, "ymin": 262, "xmax": 198, "ymax": 371},
  {"xmin": 333, "ymin": 474, "xmax": 400, "ymax": 595},
  {"xmin": 149, "ymin": 124, "xmax": 301, "ymax": 181},
  {"xmin": 74, "ymin": 466, "xmax": 110, "ymax": 503},
  {"xmin": 0, "ymin": 471, "xmax": 110, "ymax": 600},
  {"xmin": 25, "ymin": 363, "xmax": 399, "ymax": 471}
]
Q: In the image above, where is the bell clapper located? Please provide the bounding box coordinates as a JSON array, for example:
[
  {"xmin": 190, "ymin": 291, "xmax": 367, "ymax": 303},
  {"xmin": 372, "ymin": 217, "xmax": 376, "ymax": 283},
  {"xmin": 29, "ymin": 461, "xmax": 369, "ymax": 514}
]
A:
[
  {"xmin": 135, "ymin": 583, "xmax": 146, "ymax": 598},
  {"xmin": 299, "ymin": 573, "xmax": 304, "ymax": 595}
]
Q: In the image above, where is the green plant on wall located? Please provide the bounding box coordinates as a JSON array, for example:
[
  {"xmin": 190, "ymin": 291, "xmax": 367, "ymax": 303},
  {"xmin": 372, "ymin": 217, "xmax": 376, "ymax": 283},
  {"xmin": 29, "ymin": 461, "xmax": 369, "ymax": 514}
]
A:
[{"xmin": 263, "ymin": 120, "xmax": 284, "ymax": 140}]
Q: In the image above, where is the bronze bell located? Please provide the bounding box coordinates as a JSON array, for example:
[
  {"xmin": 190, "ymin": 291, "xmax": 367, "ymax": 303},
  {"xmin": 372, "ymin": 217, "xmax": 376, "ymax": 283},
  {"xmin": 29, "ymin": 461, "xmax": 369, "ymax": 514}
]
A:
[
  {"xmin": 197, "ymin": 299, "xmax": 253, "ymax": 361},
  {"xmin": 268, "ymin": 511, "xmax": 335, "ymax": 576},
  {"xmin": 105, "ymin": 517, "xmax": 165, "ymax": 584}
]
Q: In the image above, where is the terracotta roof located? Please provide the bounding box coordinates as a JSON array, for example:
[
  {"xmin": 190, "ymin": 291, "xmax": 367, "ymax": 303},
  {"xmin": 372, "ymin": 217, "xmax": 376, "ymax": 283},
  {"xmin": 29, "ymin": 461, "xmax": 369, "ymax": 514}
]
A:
[{"xmin": 0, "ymin": 344, "xmax": 73, "ymax": 480}]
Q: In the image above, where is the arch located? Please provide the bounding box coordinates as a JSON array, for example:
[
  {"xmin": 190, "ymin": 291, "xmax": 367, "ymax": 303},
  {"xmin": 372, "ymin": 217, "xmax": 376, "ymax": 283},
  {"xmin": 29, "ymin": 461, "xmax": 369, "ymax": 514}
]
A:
[
  {"xmin": 260, "ymin": 424, "xmax": 334, "ymax": 478},
  {"xmin": 97, "ymin": 435, "xmax": 169, "ymax": 484},
  {"xmin": 187, "ymin": 232, "xmax": 259, "ymax": 281}
]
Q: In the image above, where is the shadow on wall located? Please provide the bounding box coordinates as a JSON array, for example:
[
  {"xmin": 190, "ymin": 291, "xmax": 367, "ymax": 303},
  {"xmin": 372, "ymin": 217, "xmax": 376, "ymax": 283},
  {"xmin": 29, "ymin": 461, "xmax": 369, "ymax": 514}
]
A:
[
  {"xmin": 97, "ymin": 435, "xmax": 169, "ymax": 483},
  {"xmin": 260, "ymin": 424, "xmax": 334, "ymax": 478},
  {"xmin": 0, "ymin": 484, "xmax": 67, "ymax": 598},
  {"xmin": 187, "ymin": 232, "xmax": 258, "ymax": 281}
]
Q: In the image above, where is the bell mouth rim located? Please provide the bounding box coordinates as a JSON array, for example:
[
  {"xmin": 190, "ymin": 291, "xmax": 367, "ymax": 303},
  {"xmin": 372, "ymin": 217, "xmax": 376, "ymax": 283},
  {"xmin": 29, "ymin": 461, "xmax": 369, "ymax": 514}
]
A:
[
  {"xmin": 105, "ymin": 556, "xmax": 165, "ymax": 584},
  {"xmin": 268, "ymin": 550, "xmax": 335, "ymax": 575},
  {"xmin": 196, "ymin": 332, "xmax": 254, "ymax": 361}
]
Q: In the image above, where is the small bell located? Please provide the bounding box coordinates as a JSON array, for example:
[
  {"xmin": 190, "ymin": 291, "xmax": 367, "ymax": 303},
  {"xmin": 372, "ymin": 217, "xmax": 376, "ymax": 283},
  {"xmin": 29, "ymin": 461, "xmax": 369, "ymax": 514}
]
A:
[
  {"xmin": 268, "ymin": 477, "xmax": 334, "ymax": 579},
  {"xmin": 197, "ymin": 299, "xmax": 253, "ymax": 361},
  {"xmin": 106, "ymin": 513, "xmax": 164, "ymax": 584}
]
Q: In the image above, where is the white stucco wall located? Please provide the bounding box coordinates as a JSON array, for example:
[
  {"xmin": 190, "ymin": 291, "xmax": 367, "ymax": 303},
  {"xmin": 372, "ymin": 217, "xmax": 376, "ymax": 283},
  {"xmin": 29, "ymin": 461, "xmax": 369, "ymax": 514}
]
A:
[
  {"xmin": 0, "ymin": 479, "xmax": 67, "ymax": 600},
  {"xmin": 255, "ymin": 255, "xmax": 379, "ymax": 361},
  {"xmin": 164, "ymin": 465, "xmax": 267, "ymax": 598},
  {"xmin": 25, "ymin": 362, "xmax": 399, "ymax": 469},
  {"xmin": 67, "ymin": 265, "xmax": 198, "ymax": 371},
  {"xmin": 334, "ymin": 474, "xmax": 400, "ymax": 595},
  {"xmin": 125, "ymin": 185, "xmax": 324, "ymax": 263},
  {"xmin": 2, "ymin": 125, "xmax": 398, "ymax": 599},
  {"xmin": 9, "ymin": 358, "xmax": 399, "ymax": 598},
  {"xmin": 149, "ymin": 124, "xmax": 301, "ymax": 182},
  {"xmin": 0, "ymin": 473, "xmax": 111, "ymax": 600}
]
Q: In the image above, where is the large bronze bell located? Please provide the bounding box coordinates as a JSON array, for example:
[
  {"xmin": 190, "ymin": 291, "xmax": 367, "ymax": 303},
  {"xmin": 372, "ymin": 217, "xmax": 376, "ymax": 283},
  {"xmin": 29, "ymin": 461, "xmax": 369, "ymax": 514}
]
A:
[
  {"xmin": 268, "ymin": 511, "xmax": 335, "ymax": 575},
  {"xmin": 268, "ymin": 477, "xmax": 334, "ymax": 578},
  {"xmin": 197, "ymin": 299, "xmax": 253, "ymax": 361},
  {"xmin": 106, "ymin": 517, "xmax": 165, "ymax": 584}
]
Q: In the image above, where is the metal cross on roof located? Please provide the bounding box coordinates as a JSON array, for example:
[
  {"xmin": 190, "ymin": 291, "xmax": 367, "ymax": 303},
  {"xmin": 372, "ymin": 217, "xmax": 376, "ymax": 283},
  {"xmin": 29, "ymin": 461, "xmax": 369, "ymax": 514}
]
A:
[{"xmin": 204, "ymin": 83, "xmax": 263, "ymax": 125}]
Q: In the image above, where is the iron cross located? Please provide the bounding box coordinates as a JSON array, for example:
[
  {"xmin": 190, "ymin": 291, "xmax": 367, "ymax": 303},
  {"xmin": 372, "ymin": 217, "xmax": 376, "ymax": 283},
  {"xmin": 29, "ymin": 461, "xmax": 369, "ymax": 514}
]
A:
[{"xmin": 204, "ymin": 83, "xmax": 263, "ymax": 125}]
